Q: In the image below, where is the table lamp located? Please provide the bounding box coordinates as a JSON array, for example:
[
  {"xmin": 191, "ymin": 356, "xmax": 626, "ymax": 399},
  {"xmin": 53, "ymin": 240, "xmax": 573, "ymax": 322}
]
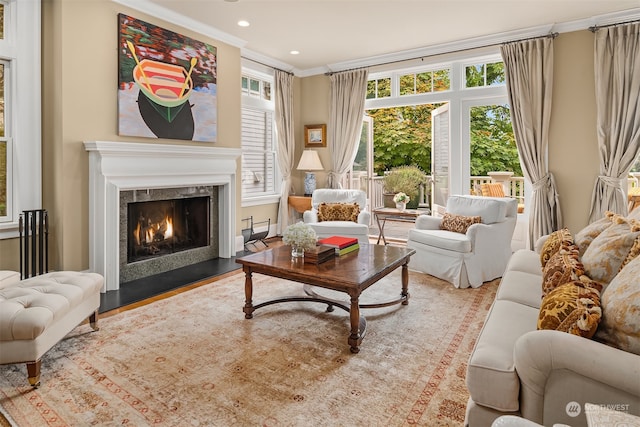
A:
[{"xmin": 296, "ymin": 150, "xmax": 324, "ymax": 196}]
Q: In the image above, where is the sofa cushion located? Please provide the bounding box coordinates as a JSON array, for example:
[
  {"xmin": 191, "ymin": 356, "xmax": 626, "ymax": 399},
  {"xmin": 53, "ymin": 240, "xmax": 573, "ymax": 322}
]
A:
[
  {"xmin": 574, "ymin": 211, "xmax": 615, "ymax": 256},
  {"xmin": 541, "ymin": 243, "xmax": 584, "ymax": 297},
  {"xmin": 539, "ymin": 228, "xmax": 573, "ymax": 268},
  {"xmin": 496, "ymin": 270, "xmax": 544, "ymax": 309},
  {"xmin": 440, "ymin": 212, "xmax": 481, "ymax": 234},
  {"xmin": 505, "ymin": 249, "xmax": 544, "ymax": 276},
  {"xmin": 317, "ymin": 202, "xmax": 360, "ymax": 222},
  {"xmin": 407, "ymin": 229, "xmax": 471, "ymax": 253},
  {"xmin": 537, "ymin": 276, "xmax": 603, "ymax": 339},
  {"xmin": 466, "ymin": 300, "xmax": 539, "ymax": 412},
  {"xmin": 581, "ymin": 215, "xmax": 640, "ymax": 284},
  {"xmin": 595, "ymin": 255, "xmax": 640, "ymax": 355}
]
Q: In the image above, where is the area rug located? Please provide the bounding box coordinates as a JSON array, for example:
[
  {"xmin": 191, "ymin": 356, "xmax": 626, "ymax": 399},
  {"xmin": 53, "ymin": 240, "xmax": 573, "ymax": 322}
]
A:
[{"xmin": 0, "ymin": 269, "xmax": 498, "ymax": 426}]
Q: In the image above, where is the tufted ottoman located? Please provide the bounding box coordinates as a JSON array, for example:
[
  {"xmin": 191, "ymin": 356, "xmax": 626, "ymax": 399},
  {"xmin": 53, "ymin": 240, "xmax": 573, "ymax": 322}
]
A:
[{"xmin": 0, "ymin": 271, "xmax": 103, "ymax": 386}]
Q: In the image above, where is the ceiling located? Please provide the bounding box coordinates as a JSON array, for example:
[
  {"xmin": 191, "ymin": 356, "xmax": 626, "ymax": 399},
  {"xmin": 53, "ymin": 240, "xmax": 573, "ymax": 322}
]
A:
[{"xmin": 123, "ymin": 0, "xmax": 640, "ymax": 75}]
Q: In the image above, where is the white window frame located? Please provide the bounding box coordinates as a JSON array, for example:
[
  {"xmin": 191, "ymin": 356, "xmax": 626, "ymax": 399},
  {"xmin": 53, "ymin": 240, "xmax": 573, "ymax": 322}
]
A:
[
  {"xmin": 365, "ymin": 52, "xmax": 507, "ymax": 197},
  {"xmin": 0, "ymin": 0, "xmax": 41, "ymax": 238},
  {"xmin": 240, "ymin": 66, "xmax": 280, "ymax": 207}
]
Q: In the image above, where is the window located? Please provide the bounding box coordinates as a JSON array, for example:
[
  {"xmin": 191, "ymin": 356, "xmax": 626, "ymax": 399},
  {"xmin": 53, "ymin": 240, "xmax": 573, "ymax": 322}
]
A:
[
  {"xmin": 465, "ymin": 61, "xmax": 505, "ymax": 88},
  {"xmin": 241, "ymin": 70, "xmax": 279, "ymax": 206},
  {"xmin": 399, "ymin": 68, "xmax": 450, "ymax": 96},
  {"xmin": 366, "ymin": 77, "xmax": 391, "ymax": 99},
  {"xmin": 0, "ymin": 0, "xmax": 41, "ymax": 237}
]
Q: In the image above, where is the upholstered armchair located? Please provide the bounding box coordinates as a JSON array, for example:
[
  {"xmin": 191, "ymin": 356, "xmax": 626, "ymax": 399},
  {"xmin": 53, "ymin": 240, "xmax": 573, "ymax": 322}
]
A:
[
  {"xmin": 303, "ymin": 189, "xmax": 371, "ymax": 244},
  {"xmin": 407, "ymin": 195, "xmax": 517, "ymax": 288}
]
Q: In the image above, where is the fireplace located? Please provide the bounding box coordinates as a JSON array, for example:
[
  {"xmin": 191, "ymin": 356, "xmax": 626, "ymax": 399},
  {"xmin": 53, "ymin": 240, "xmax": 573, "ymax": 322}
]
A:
[
  {"xmin": 84, "ymin": 141, "xmax": 241, "ymax": 292},
  {"xmin": 118, "ymin": 185, "xmax": 218, "ymax": 284},
  {"xmin": 127, "ymin": 196, "xmax": 209, "ymax": 263}
]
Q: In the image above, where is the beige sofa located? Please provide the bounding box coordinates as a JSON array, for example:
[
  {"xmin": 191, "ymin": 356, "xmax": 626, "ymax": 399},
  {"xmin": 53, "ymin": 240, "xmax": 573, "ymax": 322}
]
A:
[
  {"xmin": 0, "ymin": 271, "xmax": 103, "ymax": 386},
  {"xmin": 465, "ymin": 211, "xmax": 640, "ymax": 427}
]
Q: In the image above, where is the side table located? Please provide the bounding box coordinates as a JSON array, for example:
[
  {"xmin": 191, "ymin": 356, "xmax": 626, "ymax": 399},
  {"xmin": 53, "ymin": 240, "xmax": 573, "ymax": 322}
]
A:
[
  {"xmin": 372, "ymin": 207, "xmax": 429, "ymax": 245},
  {"xmin": 288, "ymin": 195, "xmax": 312, "ymax": 214}
]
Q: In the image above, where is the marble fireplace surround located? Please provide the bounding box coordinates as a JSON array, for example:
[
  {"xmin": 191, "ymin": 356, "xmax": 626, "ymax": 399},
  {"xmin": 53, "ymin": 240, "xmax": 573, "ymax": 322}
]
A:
[{"xmin": 84, "ymin": 141, "xmax": 241, "ymax": 292}]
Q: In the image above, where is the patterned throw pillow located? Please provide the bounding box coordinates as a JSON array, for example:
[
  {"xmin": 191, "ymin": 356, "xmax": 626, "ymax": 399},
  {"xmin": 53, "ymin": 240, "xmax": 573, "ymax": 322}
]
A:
[
  {"xmin": 541, "ymin": 242, "xmax": 584, "ymax": 297},
  {"xmin": 537, "ymin": 275, "xmax": 603, "ymax": 339},
  {"xmin": 539, "ymin": 228, "xmax": 574, "ymax": 268},
  {"xmin": 594, "ymin": 255, "xmax": 640, "ymax": 355},
  {"xmin": 574, "ymin": 211, "xmax": 615, "ymax": 256},
  {"xmin": 439, "ymin": 212, "xmax": 481, "ymax": 234},
  {"xmin": 581, "ymin": 214, "xmax": 640, "ymax": 284},
  {"xmin": 317, "ymin": 203, "xmax": 360, "ymax": 222}
]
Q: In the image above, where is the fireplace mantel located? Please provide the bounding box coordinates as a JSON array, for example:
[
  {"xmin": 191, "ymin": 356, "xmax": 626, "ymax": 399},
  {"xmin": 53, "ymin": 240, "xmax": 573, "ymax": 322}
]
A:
[{"xmin": 84, "ymin": 141, "xmax": 241, "ymax": 292}]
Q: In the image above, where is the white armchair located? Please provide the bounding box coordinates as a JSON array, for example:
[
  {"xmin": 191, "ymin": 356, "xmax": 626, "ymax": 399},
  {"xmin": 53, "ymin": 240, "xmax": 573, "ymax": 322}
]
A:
[
  {"xmin": 407, "ymin": 195, "xmax": 517, "ymax": 288},
  {"xmin": 303, "ymin": 189, "xmax": 371, "ymax": 244}
]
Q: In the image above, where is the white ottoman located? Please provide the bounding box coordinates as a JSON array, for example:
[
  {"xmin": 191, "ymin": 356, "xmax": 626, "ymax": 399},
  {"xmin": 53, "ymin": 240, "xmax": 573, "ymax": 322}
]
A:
[{"xmin": 0, "ymin": 271, "xmax": 103, "ymax": 386}]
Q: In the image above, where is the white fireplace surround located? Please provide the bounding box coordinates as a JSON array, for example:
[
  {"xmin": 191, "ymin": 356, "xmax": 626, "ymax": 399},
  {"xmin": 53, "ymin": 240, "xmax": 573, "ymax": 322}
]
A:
[{"xmin": 84, "ymin": 141, "xmax": 241, "ymax": 292}]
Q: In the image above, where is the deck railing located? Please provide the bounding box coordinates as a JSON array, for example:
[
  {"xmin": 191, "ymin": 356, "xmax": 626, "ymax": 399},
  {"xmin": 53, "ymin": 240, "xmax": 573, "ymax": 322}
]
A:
[{"xmin": 345, "ymin": 172, "xmax": 640, "ymax": 211}]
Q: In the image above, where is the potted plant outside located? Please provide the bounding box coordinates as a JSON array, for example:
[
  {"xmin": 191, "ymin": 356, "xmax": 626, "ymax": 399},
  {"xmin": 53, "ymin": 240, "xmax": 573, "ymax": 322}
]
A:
[{"xmin": 382, "ymin": 165, "xmax": 428, "ymax": 209}]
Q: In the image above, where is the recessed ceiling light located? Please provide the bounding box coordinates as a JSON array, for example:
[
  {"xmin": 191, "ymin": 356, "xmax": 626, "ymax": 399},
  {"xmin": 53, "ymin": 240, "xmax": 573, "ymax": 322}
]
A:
[
  {"xmin": 224, "ymin": 0, "xmax": 239, "ymax": 2},
  {"xmin": 290, "ymin": 50, "xmax": 300, "ymax": 55},
  {"xmin": 237, "ymin": 20, "xmax": 250, "ymax": 27}
]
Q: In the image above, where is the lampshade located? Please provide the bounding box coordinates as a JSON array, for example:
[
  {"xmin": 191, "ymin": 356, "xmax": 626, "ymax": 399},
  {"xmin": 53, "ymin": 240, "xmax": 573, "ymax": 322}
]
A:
[{"xmin": 296, "ymin": 150, "xmax": 324, "ymax": 171}]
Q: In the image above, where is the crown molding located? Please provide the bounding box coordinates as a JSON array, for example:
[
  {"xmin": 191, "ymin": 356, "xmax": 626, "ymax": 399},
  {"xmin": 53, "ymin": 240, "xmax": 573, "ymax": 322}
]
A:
[
  {"xmin": 112, "ymin": 0, "xmax": 247, "ymax": 48},
  {"xmin": 325, "ymin": 24, "xmax": 554, "ymax": 74},
  {"xmin": 241, "ymin": 48, "xmax": 299, "ymax": 75},
  {"xmin": 324, "ymin": 8, "xmax": 640, "ymax": 74}
]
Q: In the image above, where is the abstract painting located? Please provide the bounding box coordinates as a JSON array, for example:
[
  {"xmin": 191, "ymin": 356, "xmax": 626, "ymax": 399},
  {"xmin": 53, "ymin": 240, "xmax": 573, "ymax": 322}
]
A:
[{"xmin": 118, "ymin": 14, "xmax": 217, "ymax": 142}]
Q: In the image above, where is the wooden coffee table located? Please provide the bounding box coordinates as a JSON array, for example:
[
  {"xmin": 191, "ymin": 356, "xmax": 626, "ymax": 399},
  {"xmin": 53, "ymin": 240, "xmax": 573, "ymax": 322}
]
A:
[{"xmin": 236, "ymin": 244, "xmax": 415, "ymax": 353}]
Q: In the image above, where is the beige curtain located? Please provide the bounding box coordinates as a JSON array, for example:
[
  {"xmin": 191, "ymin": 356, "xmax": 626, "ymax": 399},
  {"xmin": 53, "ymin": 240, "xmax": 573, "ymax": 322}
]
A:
[
  {"xmin": 588, "ymin": 22, "xmax": 640, "ymax": 222},
  {"xmin": 327, "ymin": 69, "xmax": 369, "ymax": 188},
  {"xmin": 501, "ymin": 37, "xmax": 562, "ymax": 248},
  {"xmin": 274, "ymin": 70, "xmax": 296, "ymax": 234}
]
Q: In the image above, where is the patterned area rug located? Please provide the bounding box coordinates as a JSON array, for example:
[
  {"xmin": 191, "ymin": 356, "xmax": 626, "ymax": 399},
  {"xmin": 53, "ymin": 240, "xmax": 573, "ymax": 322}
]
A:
[{"xmin": 0, "ymin": 269, "xmax": 498, "ymax": 426}]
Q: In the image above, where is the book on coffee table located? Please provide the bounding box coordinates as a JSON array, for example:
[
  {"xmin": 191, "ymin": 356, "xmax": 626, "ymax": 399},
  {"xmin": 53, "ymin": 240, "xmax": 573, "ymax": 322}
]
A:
[
  {"xmin": 318, "ymin": 236, "xmax": 358, "ymax": 249},
  {"xmin": 336, "ymin": 243, "xmax": 359, "ymax": 256},
  {"xmin": 303, "ymin": 244, "xmax": 335, "ymax": 264}
]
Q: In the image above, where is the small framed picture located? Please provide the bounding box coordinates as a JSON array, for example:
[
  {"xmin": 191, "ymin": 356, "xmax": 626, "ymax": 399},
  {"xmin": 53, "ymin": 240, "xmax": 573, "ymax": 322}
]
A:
[{"xmin": 304, "ymin": 124, "xmax": 327, "ymax": 148}]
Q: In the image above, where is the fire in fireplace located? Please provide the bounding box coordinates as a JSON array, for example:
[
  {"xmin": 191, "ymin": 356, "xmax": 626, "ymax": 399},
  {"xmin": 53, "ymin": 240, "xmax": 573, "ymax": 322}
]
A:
[{"xmin": 127, "ymin": 196, "xmax": 210, "ymax": 263}]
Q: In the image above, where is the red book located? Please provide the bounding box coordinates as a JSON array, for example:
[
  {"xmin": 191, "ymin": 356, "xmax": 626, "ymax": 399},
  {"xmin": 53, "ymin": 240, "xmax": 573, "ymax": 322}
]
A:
[{"xmin": 317, "ymin": 236, "xmax": 359, "ymax": 249}]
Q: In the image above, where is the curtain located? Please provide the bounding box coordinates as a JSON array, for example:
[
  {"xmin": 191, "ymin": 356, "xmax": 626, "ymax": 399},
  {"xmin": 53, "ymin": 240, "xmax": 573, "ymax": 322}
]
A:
[
  {"xmin": 327, "ymin": 69, "xmax": 369, "ymax": 188},
  {"xmin": 588, "ymin": 22, "xmax": 640, "ymax": 222},
  {"xmin": 274, "ymin": 70, "xmax": 296, "ymax": 234},
  {"xmin": 501, "ymin": 37, "xmax": 562, "ymax": 248}
]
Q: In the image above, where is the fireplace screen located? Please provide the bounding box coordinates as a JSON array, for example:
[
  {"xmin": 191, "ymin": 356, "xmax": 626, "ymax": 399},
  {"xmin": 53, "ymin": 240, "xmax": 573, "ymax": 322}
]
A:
[{"xmin": 127, "ymin": 196, "xmax": 210, "ymax": 263}]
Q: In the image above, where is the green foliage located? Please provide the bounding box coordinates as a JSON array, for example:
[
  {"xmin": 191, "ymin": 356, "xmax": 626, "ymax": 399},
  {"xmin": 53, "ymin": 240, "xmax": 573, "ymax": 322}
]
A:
[
  {"xmin": 469, "ymin": 105, "xmax": 522, "ymax": 176},
  {"xmin": 382, "ymin": 165, "xmax": 429, "ymax": 201},
  {"xmin": 368, "ymin": 104, "xmax": 440, "ymax": 175}
]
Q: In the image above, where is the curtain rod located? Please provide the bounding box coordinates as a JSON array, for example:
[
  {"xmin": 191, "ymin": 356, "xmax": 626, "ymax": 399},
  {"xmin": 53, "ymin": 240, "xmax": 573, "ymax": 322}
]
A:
[
  {"xmin": 589, "ymin": 18, "xmax": 640, "ymax": 32},
  {"xmin": 241, "ymin": 56, "xmax": 294, "ymax": 76},
  {"xmin": 325, "ymin": 32, "xmax": 558, "ymax": 76}
]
